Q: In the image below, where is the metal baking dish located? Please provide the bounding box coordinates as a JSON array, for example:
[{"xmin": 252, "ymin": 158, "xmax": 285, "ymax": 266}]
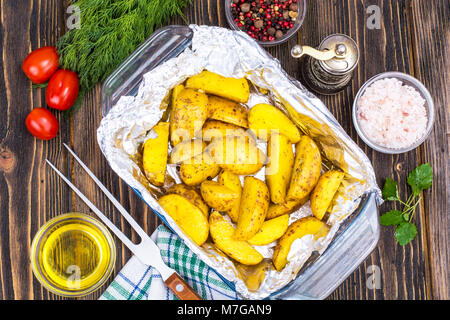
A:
[{"xmin": 100, "ymin": 25, "xmax": 380, "ymax": 300}]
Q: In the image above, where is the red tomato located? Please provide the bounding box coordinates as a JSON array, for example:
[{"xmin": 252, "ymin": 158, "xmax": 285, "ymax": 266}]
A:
[
  {"xmin": 22, "ymin": 46, "xmax": 59, "ymax": 84},
  {"xmin": 46, "ymin": 69, "xmax": 79, "ymax": 110},
  {"xmin": 25, "ymin": 108, "xmax": 59, "ymax": 140}
]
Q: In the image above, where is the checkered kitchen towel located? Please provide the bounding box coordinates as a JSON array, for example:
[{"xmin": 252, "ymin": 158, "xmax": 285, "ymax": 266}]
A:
[{"xmin": 100, "ymin": 225, "xmax": 239, "ymax": 300}]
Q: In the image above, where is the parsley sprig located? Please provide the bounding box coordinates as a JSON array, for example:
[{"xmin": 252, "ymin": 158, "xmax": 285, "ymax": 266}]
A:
[{"xmin": 380, "ymin": 163, "xmax": 433, "ymax": 245}]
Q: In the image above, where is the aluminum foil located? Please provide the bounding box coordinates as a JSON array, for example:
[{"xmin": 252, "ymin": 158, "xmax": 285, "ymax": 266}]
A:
[{"xmin": 97, "ymin": 25, "xmax": 381, "ymax": 299}]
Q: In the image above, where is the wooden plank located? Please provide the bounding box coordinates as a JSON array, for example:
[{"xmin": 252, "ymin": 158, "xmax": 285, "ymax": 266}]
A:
[
  {"xmin": 0, "ymin": 0, "xmax": 67, "ymax": 300},
  {"xmin": 410, "ymin": 0, "xmax": 449, "ymax": 300}
]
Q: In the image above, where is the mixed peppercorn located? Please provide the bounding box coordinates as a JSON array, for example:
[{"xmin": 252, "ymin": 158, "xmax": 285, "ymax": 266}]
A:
[{"xmin": 230, "ymin": 0, "xmax": 300, "ymax": 43}]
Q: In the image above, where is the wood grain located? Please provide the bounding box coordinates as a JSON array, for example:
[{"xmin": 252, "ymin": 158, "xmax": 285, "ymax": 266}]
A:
[
  {"xmin": 0, "ymin": 0, "xmax": 447, "ymax": 300},
  {"xmin": 0, "ymin": 0, "xmax": 68, "ymax": 300},
  {"xmin": 410, "ymin": 0, "xmax": 449, "ymax": 300}
]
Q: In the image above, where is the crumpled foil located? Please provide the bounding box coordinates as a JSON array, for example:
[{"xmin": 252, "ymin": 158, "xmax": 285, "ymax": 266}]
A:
[{"xmin": 97, "ymin": 25, "xmax": 382, "ymax": 299}]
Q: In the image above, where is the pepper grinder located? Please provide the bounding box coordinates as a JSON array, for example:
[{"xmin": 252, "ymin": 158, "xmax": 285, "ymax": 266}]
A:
[{"xmin": 291, "ymin": 34, "xmax": 359, "ymax": 95}]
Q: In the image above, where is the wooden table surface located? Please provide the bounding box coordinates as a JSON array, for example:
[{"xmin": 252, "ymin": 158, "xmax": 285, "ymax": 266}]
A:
[{"xmin": 0, "ymin": 0, "xmax": 448, "ymax": 300}]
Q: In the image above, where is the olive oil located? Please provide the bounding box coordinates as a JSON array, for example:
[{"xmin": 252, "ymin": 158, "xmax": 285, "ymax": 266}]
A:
[{"xmin": 31, "ymin": 213, "xmax": 115, "ymax": 297}]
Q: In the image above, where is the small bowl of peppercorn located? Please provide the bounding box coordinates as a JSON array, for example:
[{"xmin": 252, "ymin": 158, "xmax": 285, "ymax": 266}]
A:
[{"xmin": 225, "ymin": 0, "xmax": 306, "ymax": 46}]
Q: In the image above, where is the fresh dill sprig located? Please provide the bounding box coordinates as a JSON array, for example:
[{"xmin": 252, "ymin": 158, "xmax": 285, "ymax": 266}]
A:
[{"xmin": 57, "ymin": 0, "xmax": 191, "ymax": 110}]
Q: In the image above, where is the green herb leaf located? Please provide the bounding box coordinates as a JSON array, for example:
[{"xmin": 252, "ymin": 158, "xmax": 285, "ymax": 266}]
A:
[
  {"xmin": 382, "ymin": 177, "xmax": 399, "ymax": 201},
  {"xmin": 407, "ymin": 163, "xmax": 433, "ymax": 196},
  {"xmin": 394, "ymin": 222, "xmax": 418, "ymax": 246},
  {"xmin": 32, "ymin": 82, "xmax": 48, "ymax": 89},
  {"xmin": 380, "ymin": 210, "xmax": 404, "ymax": 226}
]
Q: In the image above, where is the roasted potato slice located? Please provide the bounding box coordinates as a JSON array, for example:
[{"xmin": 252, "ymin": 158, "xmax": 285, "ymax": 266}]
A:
[
  {"xmin": 142, "ymin": 122, "xmax": 170, "ymax": 186},
  {"xmin": 185, "ymin": 70, "xmax": 250, "ymax": 103},
  {"xmin": 234, "ymin": 177, "xmax": 270, "ymax": 240},
  {"xmin": 248, "ymin": 103, "xmax": 301, "ymax": 143},
  {"xmin": 169, "ymin": 84, "xmax": 185, "ymax": 123},
  {"xmin": 310, "ymin": 170, "xmax": 345, "ymax": 220},
  {"xmin": 272, "ymin": 216, "xmax": 329, "ymax": 271},
  {"xmin": 158, "ymin": 194, "xmax": 209, "ymax": 246},
  {"xmin": 199, "ymin": 120, "xmax": 250, "ymax": 142},
  {"xmin": 207, "ymin": 96, "xmax": 249, "ymax": 128},
  {"xmin": 206, "ymin": 135, "xmax": 266, "ymax": 175},
  {"xmin": 286, "ymin": 135, "xmax": 322, "ymax": 202},
  {"xmin": 217, "ymin": 170, "xmax": 242, "ymax": 223},
  {"xmin": 179, "ymin": 152, "xmax": 220, "ymax": 186},
  {"xmin": 166, "ymin": 184, "xmax": 209, "ymax": 217},
  {"xmin": 200, "ymin": 180, "xmax": 239, "ymax": 212},
  {"xmin": 169, "ymin": 139, "xmax": 207, "ymax": 164},
  {"xmin": 217, "ymin": 170, "xmax": 242, "ymax": 192},
  {"xmin": 209, "ymin": 211, "xmax": 263, "ymax": 265},
  {"xmin": 266, "ymin": 133, "xmax": 294, "ymax": 204},
  {"xmin": 170, "ymin": 84, "xmax": 184, "ymax": 110},
  {"xmin": 248, "ymin": 214, "xmax": 289, "ymax": 246},
  {"xmin": 266, "ymin": 198, "xmax": 307, "ymax": 220},
  {"xmin": 170, "ymin": 88, "xmax": 208, "ymax": 146}
]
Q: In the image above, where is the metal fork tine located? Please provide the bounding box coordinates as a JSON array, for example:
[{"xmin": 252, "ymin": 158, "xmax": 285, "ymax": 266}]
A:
[
  {"xmin": 45, "ymin": 159, "xmax": 136, "ymax": 251},
  {"xmin": 63, "ymin": 143, "xmax": 149, "ymax": 241}
]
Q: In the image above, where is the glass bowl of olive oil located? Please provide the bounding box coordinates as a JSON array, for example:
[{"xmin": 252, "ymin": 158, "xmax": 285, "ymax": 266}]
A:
[{"xmin": 31, "ymin": 213, "xmax": 116, "ymax": 297}]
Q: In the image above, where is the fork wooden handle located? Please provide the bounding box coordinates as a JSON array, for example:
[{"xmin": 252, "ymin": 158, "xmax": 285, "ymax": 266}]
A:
[{"xmin": 165, "ymin": 273, "xmax": 202, "ymax": 300}]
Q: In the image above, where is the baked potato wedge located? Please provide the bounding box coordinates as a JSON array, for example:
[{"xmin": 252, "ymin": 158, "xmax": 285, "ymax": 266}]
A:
[
  {"xmin": 248, "ymin": 103, "xmax": 301, "ymax": 143},
  {"xmin": 266, "ymin": 198, "xmax": 307, "ymax": 219},
  {"xmin": 179, "ymin": 152, "xmax": 220, "ymax": 186},
  {"xmin": 206, "ymin": 135, "xmax": 266, "ymax": 175},
  {"xmin": 158, "ymin": 194, "xmax": 209, "ymax": 246},
  {"xmin": 166, "ymin": 184, "xmax": 209, "ymax": 217},
  {"xmin": 286, "ymin": 135, "xmax": 322, "ymax": 202},
  {"xmin": 207, "ymin": 96, "xmax": 249, "ymax": 128},
  {"xmin": 200, "ymin": 120, "xmax": 249, "ymax": 142},
  {"xmin": 170, "ymin": 84, "xmax": 184, "ymax": 112},
  {"xmin": 185, "ymin": 70, "xmax": 250, "ymax": 103},
  {"xmin": 272, "ymin": 216, "xmax": 329, "ymax": 271},
  {"xmin": 310, "ymin": 170, "xmax": 345, "ymax": 220},
  {"xmin": 169, "ymin": 139, "xmax": 207, "ymax": 164},
  {"xmin": 170, "ymin": 88, "xmax": 208, "ymax": 146},
  {"xmin": 248, "ymin": 214, "xmax": 289, "ymax": 246},
  {"xmin": 209, "ymin": 211, "xmax": 263, "ymax": 265},
  {"xmin": 234, "ymin": 177, "xmax": 270, "ymax": 240},
  {"xmin": 170, "ymin": 84, "xmax": 184, "ymax": 110},
  {"xmin": 217, "ymin": 170, "xmax": 242, "ymax": 192},
  {"xmin": 266, "ymin": 133, "xmax": 294, "ymax": 204},
  {"xmin": 142, "ymin": 122, "xmax": 170, "ymax": 186},
  {"xmin": 217, "ymin": 170, "xmax": 242, "ymax": 223},
  {"xmin": 200, "ymin": 180, "xmax": 240, "ymax": 212},
  {"xmin": 169, "ymin": 84, "xmax": 185, "ymax": 124}
]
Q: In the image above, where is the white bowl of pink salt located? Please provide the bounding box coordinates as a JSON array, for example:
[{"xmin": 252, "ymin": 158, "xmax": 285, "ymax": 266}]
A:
[{"xmin": 352, "ymin": 72, "xmax": 434, "ymax": 154}]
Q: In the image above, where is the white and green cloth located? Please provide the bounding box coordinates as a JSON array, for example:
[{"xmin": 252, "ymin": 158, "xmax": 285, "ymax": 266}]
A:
[{"xmin": 100, "ymin": 225, "xmax": 239, "ymax": 300}]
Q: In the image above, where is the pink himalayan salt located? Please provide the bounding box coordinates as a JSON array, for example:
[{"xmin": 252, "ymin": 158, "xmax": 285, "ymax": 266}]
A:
[{"xmin": 356, "ymin": 78, "xmax": 428, "ymax": 149}]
